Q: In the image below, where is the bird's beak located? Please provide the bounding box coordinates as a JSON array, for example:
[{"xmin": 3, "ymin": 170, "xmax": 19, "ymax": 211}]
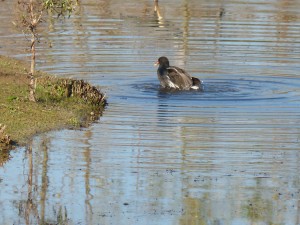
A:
[{"xmin": 154, "ymin": 61, "xmax": 159, "ymax": 66}]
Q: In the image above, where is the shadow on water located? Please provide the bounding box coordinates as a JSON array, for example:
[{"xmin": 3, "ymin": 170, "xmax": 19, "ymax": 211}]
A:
[{"xmin": 1, "ymin": 0, "xmax": 300, "ymax": 224}]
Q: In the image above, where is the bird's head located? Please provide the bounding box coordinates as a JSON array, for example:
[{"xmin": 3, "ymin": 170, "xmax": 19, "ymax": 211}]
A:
[{"xmin": 155, "ymin": 56, "xmax": 170, "ymax": 68}]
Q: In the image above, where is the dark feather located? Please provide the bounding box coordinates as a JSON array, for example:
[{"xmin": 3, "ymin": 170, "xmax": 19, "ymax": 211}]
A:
[
  {"xmin": 166, "ymin": 66, "xmax": 192, "ymax": 89},
  {"xmin": 156, "ymin": 56, "xmax": 201, "ymax": 90}
]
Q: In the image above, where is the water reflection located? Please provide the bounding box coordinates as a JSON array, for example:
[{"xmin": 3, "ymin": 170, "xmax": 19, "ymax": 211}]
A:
[
  {"xmin": 154, "ymin": 0, "xmax": 163, "ymax": 23},
  {"xmin": 1, "ymin": 0, "xmax": 300, "ymax": 224},
  {"xmin": 12, "ymin": 139, "xmax": 71, "ymax": 225}
]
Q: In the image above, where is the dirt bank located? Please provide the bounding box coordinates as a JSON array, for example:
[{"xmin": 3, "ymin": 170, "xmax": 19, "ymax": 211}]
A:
[{"xmin": 0, "ymin": 55, "xmax": 106, "ymax": 157}]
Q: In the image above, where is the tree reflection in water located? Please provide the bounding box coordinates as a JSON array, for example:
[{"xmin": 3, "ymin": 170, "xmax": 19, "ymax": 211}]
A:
[{"xmin": 16, "ymin": 139, "xmax": 71, "ymax": 225}]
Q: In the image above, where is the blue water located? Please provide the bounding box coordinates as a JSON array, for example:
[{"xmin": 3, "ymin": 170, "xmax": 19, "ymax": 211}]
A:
[{"xmin": 0, "ymin": 0, "xmax": 300, "ymax": 224}]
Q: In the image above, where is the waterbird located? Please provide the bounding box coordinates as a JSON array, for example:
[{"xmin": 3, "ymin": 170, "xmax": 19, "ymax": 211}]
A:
[{"xmin": 155, "ymin": 56, "xmax": 202, "ymax": 90}]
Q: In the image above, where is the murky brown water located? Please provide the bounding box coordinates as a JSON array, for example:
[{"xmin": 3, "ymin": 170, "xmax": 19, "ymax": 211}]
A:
[{"xmin": 1, "ymin": 0, "xmax": 300, "ymax": 224}]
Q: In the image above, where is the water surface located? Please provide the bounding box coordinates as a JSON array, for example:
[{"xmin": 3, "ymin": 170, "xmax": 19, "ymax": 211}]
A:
[{"xmin": 0, "ymin": 0, "xmax": 300, "ymax": 224}]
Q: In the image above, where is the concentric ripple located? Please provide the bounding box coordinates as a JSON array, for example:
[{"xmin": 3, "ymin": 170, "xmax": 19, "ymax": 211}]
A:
[{"xmin": 130, "ymin": 76, "xmax": 300, "ymax": 103}]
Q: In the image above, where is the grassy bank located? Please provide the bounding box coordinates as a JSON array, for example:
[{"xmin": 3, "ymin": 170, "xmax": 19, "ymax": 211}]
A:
[{"xmin": 0, "ymin": 55, "xmax": 106, "ymax": 153}]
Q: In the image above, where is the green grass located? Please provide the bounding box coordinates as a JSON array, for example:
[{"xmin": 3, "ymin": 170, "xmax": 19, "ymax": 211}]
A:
[{"xmin": 0, "ymin": 55, "xmax": 106, "ymax": 150}]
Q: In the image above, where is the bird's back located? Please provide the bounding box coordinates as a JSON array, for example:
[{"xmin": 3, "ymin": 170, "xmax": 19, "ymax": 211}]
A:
[{"xmin": 166, "ymin": 66, "xmax": 193, "ymax": 90}]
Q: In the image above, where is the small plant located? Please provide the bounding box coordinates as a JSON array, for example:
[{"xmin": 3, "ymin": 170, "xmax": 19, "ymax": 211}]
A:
[
  {"xmin": 13, "ymin": 0, "xmax": 78, "ymax": 102},
  {"xmin": 7, "ymin": 96, "xmax": 19, "ymax": 102}
]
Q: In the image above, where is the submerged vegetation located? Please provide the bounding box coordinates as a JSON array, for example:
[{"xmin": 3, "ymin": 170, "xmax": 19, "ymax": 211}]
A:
[{"xmin": 0, "ymin": 55, "xmax": 106, "ymax": 154}]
